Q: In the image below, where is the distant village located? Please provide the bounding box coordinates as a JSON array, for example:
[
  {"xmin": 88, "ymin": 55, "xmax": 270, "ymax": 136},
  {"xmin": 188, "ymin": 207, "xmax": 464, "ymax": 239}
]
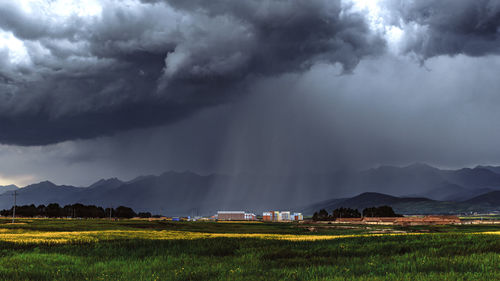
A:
[
  {"xmin": 171, "ymin": 208, "xmax": 500, "ymax": 226},
  {"xmin": 171, "ymin": 210, "xmax": 304, "ymax": 222},
  {"xmin": 2, "ymin": 203, "xmax": 499, "ymax": 226},
  {"xmin": 215, "ymin": 211, "xmax": 304, "ymax": 222}
]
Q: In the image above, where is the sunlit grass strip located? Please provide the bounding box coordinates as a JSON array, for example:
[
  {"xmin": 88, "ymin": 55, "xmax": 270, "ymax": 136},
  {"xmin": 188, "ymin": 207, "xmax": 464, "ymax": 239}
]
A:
[
  {"xmin": 474, "ymin": 231, "xmax": 500, "ymax": 235},
  {"xmin": 0, "ymin": 230, "xmax": 420, "ymax": 244},
  {"xmin": 0, "ymin": 229, "xmax": 498, "ymax": 244}
]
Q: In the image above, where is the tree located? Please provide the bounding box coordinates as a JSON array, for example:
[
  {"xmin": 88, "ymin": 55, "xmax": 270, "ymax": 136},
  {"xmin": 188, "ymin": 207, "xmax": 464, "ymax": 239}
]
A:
[
  {"xmin": 37, "ymin": 205, "xmax": 46, "ymax": 217},
  {"xmin": 312, "ymin": 212, "xmax": 319, "ymax": 221},
  {"xmin": 16, "ymin": 204, "xmax": 37, "ymax": 217},
  {"xmin": 0, "ymin": 209, "xmax": 11, "ymax": 216},
  {"xmin": 318, "ymin": 209, "xmax": 330, "ymax": 220},
  {"xmin": 0, "ymin": 203, "xmax": 140, "ymax": 219},
  {"xmin": 62, "ymin": 204, "xmax": 106, "ymax": 218},
  {"xmin": 138, "ymin": 212, "xmax": 152, "ymax": 218},
  {"xmin": 362, "ymin": 206, "xmax": 402, "ymax": 217},
  {"xmin": 331, "ymin": 207, "xmax": 361, "ymax": 219},
  {"xmin": 46, "ymin": 203, "xmax": 62, "ymax": 217},
  {"xmin": 104, "ymin": 208, "xmax": 114, "ymax": 218},
  {"xmin": 115, "ymin": 206, "xmax": 136, "ymax": 218}
]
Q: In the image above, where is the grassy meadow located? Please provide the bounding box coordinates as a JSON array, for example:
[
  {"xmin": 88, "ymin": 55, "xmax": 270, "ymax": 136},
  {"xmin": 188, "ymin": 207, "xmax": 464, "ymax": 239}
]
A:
[{"xmin": 0, "ymin": 218, "xmax": 498, "ymax": 280}]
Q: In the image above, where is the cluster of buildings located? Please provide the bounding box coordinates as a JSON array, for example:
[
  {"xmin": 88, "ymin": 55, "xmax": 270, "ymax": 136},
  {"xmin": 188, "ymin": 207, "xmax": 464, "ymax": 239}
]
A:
[
  {"xmin": 167, "ymin": 213, "xmax": 500, "ymax": 226},
  {"xmin": 262, "ymin": 211, "xmax": 303, "ymax": 221},
  {"xmin": 215, "ymin": 211, "xmax": 303, "ymax": 221},
  {"xmin": 216, "ymin": 211, "xmax": 257, "ymax": 221},
  {"xmin": 332, "ymin": 215, "xmax": 462, "ymax": 226}
]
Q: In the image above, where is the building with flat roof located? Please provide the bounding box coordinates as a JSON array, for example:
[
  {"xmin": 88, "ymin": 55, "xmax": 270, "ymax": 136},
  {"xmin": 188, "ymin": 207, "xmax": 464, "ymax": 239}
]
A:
[
  {"xmin": 281, "ymin": 211, "xmax": 291, "ymax": 221},
  {"xmin": 263, "ymin": 212, "xmax": 273, "ymax": 221},
  {"xmin": 216, "ymin": 211, "xmax": 256, "ymax": 221},
  {"xmin": 263, "ymin": 211, "xmax": 303, "ymax": 222},
  {"xmin": 244, "ymin": 213, "xmax": 256, "ymax": 220},
  {"xmin": 293, "ymin": 213, "xmax": 303, "ymax": 221},
  {"xmin": 333, "ymin": 215, "xmax": 461, "ymax": 226}
]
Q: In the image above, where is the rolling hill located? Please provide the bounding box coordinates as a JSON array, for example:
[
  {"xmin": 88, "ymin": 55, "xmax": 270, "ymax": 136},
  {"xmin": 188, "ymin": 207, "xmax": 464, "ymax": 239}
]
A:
[
  {"xmin": 476, "ymin": 165, "xmax": 500, "ymax": 175},
  {"xmin": 464, "ymin": 191, "xmax": 500, "ymax": 206},
  {"xmin": 354, "ymin": 164, "xmax": 500, "ymax": 201},
  {"xmin": 302, "ymin": 192, "xmax": 500, "ymax": 215}
]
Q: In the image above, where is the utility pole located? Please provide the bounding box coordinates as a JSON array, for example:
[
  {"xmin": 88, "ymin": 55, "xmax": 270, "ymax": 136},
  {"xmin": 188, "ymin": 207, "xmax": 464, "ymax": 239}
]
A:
[{"xmin": 12, "ymin": 190, "xmax": 17, "ymax": 224}]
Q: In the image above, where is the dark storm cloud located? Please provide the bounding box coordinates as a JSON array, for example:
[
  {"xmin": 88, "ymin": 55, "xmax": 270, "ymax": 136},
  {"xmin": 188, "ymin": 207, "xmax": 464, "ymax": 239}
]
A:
[
  {"xmin": 386, "ymin": 0, "xmax": 500, "ymax": 58},
  {"xmin": 4, "ymin": 54, "xmax": 500, "ymax": 188},
  {"xmin": 0, "ymin": 2, "xmax": 80, "ymax": 40},
  {"xmin": 0, "ymin": 0, "xmax": 384, "ymax": 145},
  {"xmin": 3, "ymin": 0, "xmax": 500, "ymax": 195}
]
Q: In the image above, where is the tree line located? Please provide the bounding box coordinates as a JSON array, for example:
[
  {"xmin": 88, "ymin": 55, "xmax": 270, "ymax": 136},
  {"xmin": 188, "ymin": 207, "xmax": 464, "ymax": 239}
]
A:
[
  {"xmin": 312, "ymin": 206, "xmax": 402, "ymax": 221},
  {"xmin": 0, "ymin": 203, "xmax": 153, "ymax": 219}
]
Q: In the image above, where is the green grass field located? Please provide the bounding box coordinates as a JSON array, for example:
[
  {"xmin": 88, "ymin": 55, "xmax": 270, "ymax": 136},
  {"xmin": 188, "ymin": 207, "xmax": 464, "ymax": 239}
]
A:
[{"xmin": 0, "ymin": 218, "xmax": 498, "ymax": 280}]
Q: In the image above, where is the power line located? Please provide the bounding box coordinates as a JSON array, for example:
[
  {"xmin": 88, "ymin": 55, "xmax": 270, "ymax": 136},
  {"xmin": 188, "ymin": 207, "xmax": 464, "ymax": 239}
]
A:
[
  {"xmin": 12, "ymin": 190, "xmax": 16, "ymax": 223},
  {"xmin": 0, "ymin": 190, "xmax": 18, "ymax": 223}
]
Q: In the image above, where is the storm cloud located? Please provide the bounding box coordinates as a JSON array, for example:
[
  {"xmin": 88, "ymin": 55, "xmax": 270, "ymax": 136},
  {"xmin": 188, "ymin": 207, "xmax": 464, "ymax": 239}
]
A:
[
  {"xmin": 0, "ymin": 0, "xmax": 384, "ymax": 145},
  {"xmin": 386, "ymin": 0, "xmax": 500, "ymax": 59},
  {"xmin": 1, "ymin": 0, "xmax": 500, "ymax": 191}
]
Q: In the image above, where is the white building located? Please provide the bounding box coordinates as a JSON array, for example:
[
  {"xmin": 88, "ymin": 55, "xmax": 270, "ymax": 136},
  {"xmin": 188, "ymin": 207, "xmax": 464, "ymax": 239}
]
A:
[
  {"xmin": 293, "ymin": 213, "xmax": 303, "ymax": 221},
  {"xmin": 263, "ymin": 211, "xmax": 303, "ymax": 221},
  {"xmin": 280, "ymin": 211, "xmax": 291, "ymax": 221},
  {"xmin": 244, "ymin": 213, "xmax": 256, "ymax": 220},
  {"xmin": 216, "ymin": 211, "xmax": 256, "ymax": 221}
]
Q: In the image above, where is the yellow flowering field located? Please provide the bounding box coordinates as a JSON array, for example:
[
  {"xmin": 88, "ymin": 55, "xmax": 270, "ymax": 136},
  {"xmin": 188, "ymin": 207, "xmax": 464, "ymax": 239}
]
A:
[{"xmin": 0, "ymin": 227, "xmax": 498, "ymax": 244}]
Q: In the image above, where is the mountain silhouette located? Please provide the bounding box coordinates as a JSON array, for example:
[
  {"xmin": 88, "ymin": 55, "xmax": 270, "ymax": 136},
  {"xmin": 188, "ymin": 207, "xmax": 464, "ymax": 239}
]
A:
[{"xmin": 0, "ymin": 164, "xmax": 499, "ymax": 216}]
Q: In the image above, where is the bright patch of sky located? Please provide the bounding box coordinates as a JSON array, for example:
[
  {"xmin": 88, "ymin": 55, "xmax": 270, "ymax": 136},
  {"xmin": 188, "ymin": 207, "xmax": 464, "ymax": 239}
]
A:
[
  {"xmin": 19, "ymin": 0, "xmax": 102, "ymax": 18},
  {"xmin": 0, "ymin": 30, "xmax": 30, "ymax": 65},
  {"xmin": 1, "ymin": 0, "xmax": 103, "ymax": 65},
  {"xmin": 0, "ymin": 173, "xmax": 34, "ymax": 187},
  {"xmin": 347, "ymin": 0, "xmax": 404, "ymax": 53}
]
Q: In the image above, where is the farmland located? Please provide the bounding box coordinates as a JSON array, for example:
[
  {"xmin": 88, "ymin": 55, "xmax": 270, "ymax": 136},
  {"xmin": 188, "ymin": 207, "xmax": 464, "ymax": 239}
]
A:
[{"xmin": 0, "ymin": 219, "xmax": 498, "ymax": 280}]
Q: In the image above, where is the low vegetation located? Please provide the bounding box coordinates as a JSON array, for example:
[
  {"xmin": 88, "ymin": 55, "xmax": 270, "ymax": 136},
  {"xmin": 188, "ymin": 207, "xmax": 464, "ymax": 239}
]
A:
[
  {"xmin": 0, "ymin": 218, "xmax": 498, "ymax": 280},
  {"xmin": 313, "ymin": 206, "xmax": 402, "ymax": 221},
  {"xmin": 0, "ymin": 203, "xmax": 144, "ymax": 219}
]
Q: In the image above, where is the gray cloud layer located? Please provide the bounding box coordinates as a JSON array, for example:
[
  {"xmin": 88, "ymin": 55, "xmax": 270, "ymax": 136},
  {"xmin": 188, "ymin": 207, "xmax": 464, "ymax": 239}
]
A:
[
  {"xmin": 2, "ymin": 0, "xmax": 500, "ymax": 188},
  {"xmin": 0, "ymin": 0, "xmax": 384, "ymax": 145},
  {"xmin": 386, "ymin": 0, "xmax": 500, "ymax": 58},
  {"xmin": 3, "ymin": 53, "xmax": 500, "ymax": 187}
]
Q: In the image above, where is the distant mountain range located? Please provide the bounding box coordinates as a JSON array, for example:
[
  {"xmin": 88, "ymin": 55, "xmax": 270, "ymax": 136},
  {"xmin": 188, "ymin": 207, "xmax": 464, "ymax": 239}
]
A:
[
  {"xmin": 0, "ymin": 163, "xmax": 499, "ymax": 216},
  {"xmin": 301, "ymin": 191, "xmax": 500, "ymax": 215},
  {"xmin": 355, "ymin": 163, "xmax": 500, "ymax": 201}
]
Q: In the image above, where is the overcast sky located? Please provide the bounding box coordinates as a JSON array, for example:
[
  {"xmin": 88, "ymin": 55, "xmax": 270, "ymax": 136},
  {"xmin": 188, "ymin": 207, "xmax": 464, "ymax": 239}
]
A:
[{"xmin": 1, "ymin": 0, "xmax": 500, "ymax": 186}]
